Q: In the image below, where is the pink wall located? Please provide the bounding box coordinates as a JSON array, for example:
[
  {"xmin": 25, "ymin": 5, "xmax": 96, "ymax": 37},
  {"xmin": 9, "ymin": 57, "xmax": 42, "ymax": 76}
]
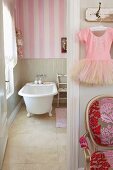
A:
[{"xmin": 15, "ymin": 0, "xmax": 67, "ymax": 59}]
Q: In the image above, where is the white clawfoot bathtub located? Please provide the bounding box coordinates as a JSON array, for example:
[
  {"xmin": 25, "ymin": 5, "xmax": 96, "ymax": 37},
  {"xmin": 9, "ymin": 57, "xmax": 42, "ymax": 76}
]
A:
[{"xmin": 18, "ymin": 82, "xmax": 57, "ymax": 117}]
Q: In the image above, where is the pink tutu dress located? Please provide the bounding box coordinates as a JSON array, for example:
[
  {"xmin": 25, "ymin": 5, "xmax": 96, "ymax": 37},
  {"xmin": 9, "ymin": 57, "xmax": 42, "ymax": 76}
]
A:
[{"xmin": 71, "ymin": 27, "xmax": 113, "ymax": 85}]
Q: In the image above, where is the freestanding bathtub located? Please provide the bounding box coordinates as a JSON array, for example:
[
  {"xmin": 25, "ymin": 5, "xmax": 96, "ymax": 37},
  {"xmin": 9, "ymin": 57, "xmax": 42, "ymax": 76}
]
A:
[{"xmin": 18, "ymin": 82, "xmax": 58, "ymax": 117}]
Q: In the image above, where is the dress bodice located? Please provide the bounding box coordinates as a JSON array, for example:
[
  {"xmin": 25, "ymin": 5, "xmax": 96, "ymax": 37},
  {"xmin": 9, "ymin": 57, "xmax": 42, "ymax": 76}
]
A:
[{"xmin": 78, "ymin": 28, "xmax": 113, "ymax": 60}]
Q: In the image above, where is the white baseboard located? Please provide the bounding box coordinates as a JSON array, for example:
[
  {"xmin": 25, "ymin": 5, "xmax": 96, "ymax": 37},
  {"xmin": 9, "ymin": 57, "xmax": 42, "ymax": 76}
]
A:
[
  {"xmin": 78, "ymin": 168, "xmax": 84, "ymax": 170},
  {"xmin": 8, "ymin": 99, "xmax": 23, "ymax": 127}
]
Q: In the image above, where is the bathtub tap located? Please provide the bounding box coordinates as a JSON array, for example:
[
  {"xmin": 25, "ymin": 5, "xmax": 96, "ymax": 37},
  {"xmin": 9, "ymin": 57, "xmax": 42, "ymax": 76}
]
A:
[
  {"xmin": 18, "ymin": 82, "xmax": 57, "ymax": 117},
  {"xmin": 34, "ymin": 74, "xmax": 46, "ymax": 84}
]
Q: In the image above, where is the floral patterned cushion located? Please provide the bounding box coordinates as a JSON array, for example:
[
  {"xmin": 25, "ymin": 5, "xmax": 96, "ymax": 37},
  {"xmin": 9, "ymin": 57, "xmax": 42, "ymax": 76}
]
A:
[
  {"xmin": 90, "ymin": 151, "xmax": 113, "ymax": 170},
  {"xmin": 88, "ymin": 98, "xmax": 113, "ymax": 146}
]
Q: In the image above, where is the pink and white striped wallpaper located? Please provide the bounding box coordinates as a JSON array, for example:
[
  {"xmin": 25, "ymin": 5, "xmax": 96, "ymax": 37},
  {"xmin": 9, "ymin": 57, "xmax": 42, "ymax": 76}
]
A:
[{"xmin": 15, "ymin": 0, "xmax": 67, "ymax": 59}]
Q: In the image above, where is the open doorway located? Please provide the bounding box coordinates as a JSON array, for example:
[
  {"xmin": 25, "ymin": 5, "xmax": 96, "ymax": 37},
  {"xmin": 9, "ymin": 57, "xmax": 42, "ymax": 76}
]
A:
[
  {"xmin": 2, "ymin": 0, "xmax": 67, "ymax": 170},
  {"xmin": 0, "ymin": 0, "xmax": 80, "ymax": 169}
]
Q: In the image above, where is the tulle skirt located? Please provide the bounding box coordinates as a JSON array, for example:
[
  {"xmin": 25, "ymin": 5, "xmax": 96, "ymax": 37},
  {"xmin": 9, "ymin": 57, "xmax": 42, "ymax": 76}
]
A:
[{"xmin": 71, "ymin": 59, "xmax": 113, "ymax": 85}]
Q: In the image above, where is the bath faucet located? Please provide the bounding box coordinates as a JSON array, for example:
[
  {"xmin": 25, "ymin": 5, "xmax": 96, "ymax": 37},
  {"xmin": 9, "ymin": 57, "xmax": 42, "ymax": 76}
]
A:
[
  {"xmin": 38, "ymin": 77, "xmax": 42, "ymax": 84},
  {"xmin": 34, "ymin": 74, "xmax": 46, "ymax": 84},
  {"xmin": 34, "ymin": 75, "xmax": 38, "ymax": 84}
]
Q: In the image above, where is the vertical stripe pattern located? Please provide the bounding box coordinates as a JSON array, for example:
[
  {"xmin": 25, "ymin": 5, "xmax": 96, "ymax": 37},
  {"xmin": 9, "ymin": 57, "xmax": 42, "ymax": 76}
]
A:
[
  {"xmin": 34, "ymin": 0, "xmax": 39, "ymax": 58},
  {"xmin": 49, "ymin": 0, "xmax": 55, "ymax": 58},
  {"xmin": 54, "ymin": 0, "xmax": 59, "ymax": 58},
  {"xmin": 15, "ymin": 0, "xmax": 67, "ymax": 59},
  {"xmin": 38, "ymin": 0, "xmax": 45, "ymax": 58},
  {"xmin": 44, "ymin": 0, "xmax": 50, "ymax": 58},
  {"xmin": 28, "ymin": 0, "xmax": 34, "ymax": 58},
  {"xmin": 23, "ymin": 0, "xmax": 29, "ymax": 58},
  {"xmin": 19, "ymin": 0, "xmax": 24, "ymax": 36}
]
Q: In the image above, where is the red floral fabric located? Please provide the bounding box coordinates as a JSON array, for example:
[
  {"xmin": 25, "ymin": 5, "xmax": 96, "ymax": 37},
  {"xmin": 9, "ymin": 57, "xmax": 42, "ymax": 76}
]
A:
[
  {"xmin": 79, "ymin": 136, "xmax": 89, "ymax": 149},
  {"xmin": 80, "ymin": 97, "xmax": 113, "ymax": 169},
  {"xmin": 88, "ymin": 98, "xmax": 113, "ymax": 146},
  {"xmin": 90, "ymin": 151, "xmax": 110, "ymax": 170},
  {"xmin": 89, "ymin": 100, "xmax": 101, "ymax": 144}
]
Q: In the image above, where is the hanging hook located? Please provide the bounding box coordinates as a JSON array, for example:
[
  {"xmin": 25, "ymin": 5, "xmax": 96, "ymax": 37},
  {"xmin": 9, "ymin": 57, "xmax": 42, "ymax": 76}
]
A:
[{"xmin": 96, "ymin": 2, "xmax": 101, "ymax": 18}]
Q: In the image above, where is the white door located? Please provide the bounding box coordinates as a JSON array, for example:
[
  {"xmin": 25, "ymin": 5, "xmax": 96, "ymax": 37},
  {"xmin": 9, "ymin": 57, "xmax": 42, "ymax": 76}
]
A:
[{"xmin": 0, "ymin": 0, "xmax": 8, "ymax": 169}]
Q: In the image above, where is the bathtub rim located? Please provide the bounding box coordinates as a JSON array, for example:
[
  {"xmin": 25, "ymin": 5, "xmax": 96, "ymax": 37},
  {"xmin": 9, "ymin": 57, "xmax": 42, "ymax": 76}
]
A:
[{"xmin": 18, "ymin": 82, "xmax": 58, "ymax": 97}]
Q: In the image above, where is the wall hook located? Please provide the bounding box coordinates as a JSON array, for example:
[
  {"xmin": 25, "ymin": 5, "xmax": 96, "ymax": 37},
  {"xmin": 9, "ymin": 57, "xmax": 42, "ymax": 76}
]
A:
[{"xmin": 96, "ymin": 2, "xmax": 101, "ymax": 18}]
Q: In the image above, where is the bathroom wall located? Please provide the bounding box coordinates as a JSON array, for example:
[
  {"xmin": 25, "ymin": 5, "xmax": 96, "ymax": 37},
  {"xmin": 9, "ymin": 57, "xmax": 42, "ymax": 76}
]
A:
[
  {"xmin": 15, "ymin": 0, "xmax": 67, "ymax": 90},
  {"xmin": 21, "ymin": 58, "xmax": 67, "ymax": 85},
  {"xmin": 15, "ymin": 0, "xmax": 67, "ymax": 59},
  {"xmin": 79, "ymin": 0, "xmax": 113, "ymax": 168}
]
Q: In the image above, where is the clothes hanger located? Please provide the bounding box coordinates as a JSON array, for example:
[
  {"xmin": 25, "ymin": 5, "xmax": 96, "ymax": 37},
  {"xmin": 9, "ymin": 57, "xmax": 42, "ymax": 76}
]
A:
[
  {"xmin": 90, "ymin": 16, "xmax": 108, "ymax": 31},
  {"xmin": 90, "ymin": 25, "xmax": 108, "ymax": 31}
]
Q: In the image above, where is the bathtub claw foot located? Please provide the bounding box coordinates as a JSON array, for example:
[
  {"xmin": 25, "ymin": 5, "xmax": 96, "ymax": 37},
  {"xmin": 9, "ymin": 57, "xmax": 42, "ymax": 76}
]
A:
[
  {"xmin": 27, "ymin": 112, "xmax": 31, "ymax": 117},
  {"xmin": 49, "ymin": 107, "xmax": 52, "ymax": 117},
  {"xmin": 49, "ymin": 112, "xmax": 52, "ymax": 117}
]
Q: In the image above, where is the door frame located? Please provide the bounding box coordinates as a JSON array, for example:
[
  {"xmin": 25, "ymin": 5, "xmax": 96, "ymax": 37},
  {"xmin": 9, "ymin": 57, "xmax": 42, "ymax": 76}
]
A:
[
  {"xmin": 0, "ymin": 0, "xmax": 8, "ymax": 169},
  {"xmin": 67, "ymin": 0, "xmax": 80, "ymax": 169}
]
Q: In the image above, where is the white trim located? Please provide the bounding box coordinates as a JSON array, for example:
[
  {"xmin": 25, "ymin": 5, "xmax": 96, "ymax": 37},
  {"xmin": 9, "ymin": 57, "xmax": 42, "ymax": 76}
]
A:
[
  {"xmin": 8, "ymin": 99, "xmax": 23, "ymax": 127},
  {"xmin": 67, "ymin": 0, "xmax": 80, "ymax": 170},
  {"xmin": 78, "ymin": 168, "xmax": 84, "ymax": 170},
  {"xmin": 0, "ymin": 0, "xmax": 8, "ymax": 168}
]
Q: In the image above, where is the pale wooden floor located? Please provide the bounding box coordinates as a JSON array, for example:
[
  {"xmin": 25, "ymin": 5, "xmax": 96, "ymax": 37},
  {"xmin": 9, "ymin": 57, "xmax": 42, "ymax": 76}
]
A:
[{"xmin": 2, "ymin": 105, "xmax": 67, "ymax": 170}]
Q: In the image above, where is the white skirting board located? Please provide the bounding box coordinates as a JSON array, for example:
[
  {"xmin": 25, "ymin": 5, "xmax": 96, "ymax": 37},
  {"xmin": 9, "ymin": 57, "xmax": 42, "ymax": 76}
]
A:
[
  {"xmin": 78, "ymin": 168, "xmax": 84, "ymax": 170},
  {"xmin": 8, "ymin": 99, "xmax": 23, "ymax": 127}
]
